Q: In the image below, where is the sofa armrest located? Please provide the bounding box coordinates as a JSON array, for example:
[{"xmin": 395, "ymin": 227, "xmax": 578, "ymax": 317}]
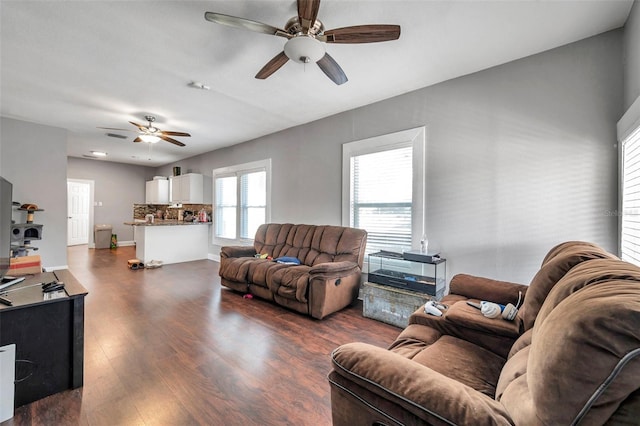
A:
[
  {"xmin": 450, "ymin": 273, "xmax": 528, "ymax": 306},
  {"xmin": 408, "ymin": 301, "xmax": 522, "ymax": 358},
  {"xmin": 308, "ymin": 262, "xmax": 361, "ymax": 319},
  {"xmin": 444, "ymin": 301, "xmax": 521, "ymax": 339},
  {"xmin": 309, "ymin": 261, "xmax": 359, "ymax": 277},
  {"xmin": 330, "ymin": 342, "xmax": 513, "ymax": 425},
  {"xmin": 220, "ymin": 245, "xmax": 257, "ymax": 259}
]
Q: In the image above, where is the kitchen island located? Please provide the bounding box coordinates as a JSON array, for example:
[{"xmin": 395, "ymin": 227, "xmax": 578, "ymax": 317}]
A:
[{"xmin": 124, "ymin": 220, "xmax": 211, "ymax": 265}]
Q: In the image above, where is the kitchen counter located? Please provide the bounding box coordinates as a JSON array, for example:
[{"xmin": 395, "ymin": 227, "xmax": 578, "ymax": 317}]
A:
[
  {"xmin": 124, "ymin": 219, "xmax": 211, "ymax": 226},
  {"xmin": 125, "ymin": 220, "xmax": 211, "ymax": 265}
]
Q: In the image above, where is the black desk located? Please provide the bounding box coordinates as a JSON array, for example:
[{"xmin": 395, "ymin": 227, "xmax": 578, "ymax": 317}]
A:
[{"xmin": 0, "ymin": 270, "xmax": 88, "ymax": 407}]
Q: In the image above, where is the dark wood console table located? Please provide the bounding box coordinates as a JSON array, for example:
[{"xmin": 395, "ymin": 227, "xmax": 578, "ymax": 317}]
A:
[{"xmin": 0, "ymin": 270, "xmax": 88, "ymax": 407}]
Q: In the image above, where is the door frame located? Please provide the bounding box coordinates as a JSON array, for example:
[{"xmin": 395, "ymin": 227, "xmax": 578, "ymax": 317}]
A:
[{"xmin": 67, "ymin": 179, "xmax": 95, "ymax": 248}]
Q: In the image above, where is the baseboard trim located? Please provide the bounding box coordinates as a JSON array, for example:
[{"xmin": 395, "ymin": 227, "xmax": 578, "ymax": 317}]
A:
[
  {"xmin": 43, "ymin": 265, "xmax": 69, "ymax": 272},
  {"xmin": 209, "ymin": 253, "xmax": 220, "ymax": 262}
]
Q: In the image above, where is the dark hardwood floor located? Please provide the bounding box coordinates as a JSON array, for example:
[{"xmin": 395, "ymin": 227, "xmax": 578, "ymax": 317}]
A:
[{"xmin": 3, "ymin": 246, "xmax": 401, "ymax": 426}]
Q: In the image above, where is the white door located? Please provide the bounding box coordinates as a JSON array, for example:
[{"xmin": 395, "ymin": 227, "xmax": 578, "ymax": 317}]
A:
[{"xmin": 67, "ymin": 180, "xmax": 90, "ymax": 246}]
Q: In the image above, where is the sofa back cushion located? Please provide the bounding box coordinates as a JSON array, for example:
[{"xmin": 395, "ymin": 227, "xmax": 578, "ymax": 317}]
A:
[
  {"xmin": 540, "ymin": 240, "xmax": 603, "ymax": 266},
  {"xmin": 498, "ymin": 281, "xmax": 640, "ymax": 425},
  {"xmin": 519, "ymin": 244, "xmax": 616, "ymax": 330},
  {"xmin": 535, "ymin": 258, "xmax": 640, "ymax": 326},
  {"xmin": 253, "ymin": 223, "xmax": 367, "ymax": 268}
]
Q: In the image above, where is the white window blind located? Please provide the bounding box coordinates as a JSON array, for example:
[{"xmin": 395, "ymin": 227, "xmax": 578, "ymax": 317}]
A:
[
  {"xmin": 351, "ymin": 145, "xmax": 413, "ymax": 254},
  {"xmin": 240, "ymin": 171, "xmax": 266, "ymax": 239},
  {"xmin": 621, "ymin": 127, "xmax": 640, "ymax": 266},
  {"xmin": 215, "ymin": 176, "xmax": 238, "ymax": 239},
  {"xmin": 213, "ymin": 159, "xmax": 270, "ymax": 244}
]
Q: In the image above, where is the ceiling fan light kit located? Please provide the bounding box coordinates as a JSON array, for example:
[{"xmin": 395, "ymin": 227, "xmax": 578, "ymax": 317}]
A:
[
  {"xmin": 139, "ymin": 134, "xmax": 161, "ymax": 143},
  {"xmin": 204, "ymin": 0, "xmax": 400, "ymax": 85},
  {"xmin": 284, "ymin": 36, "xmax": 325, "ymax": 63}
]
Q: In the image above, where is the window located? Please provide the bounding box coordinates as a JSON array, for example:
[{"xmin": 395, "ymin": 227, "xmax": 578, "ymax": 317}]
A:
[
  {"xmin": 343, "ymin": 127, "xmax": 426, "ymax": 255},
  {"xmin": 213, "ymin": 159, "xmax": 271, "ymax": 243},
  {"xmin": 621, "ymin": 126, "xmax": 640, "ymax": 265}
]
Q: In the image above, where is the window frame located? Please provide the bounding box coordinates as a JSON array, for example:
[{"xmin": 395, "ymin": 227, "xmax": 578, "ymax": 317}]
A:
[
  {"xmin": 618, "ymin": 96, "xmax": 640, "ymax": 260},
  {"xmin": 212, "ymin": 159, "xmax": 271, "ymax": 246},
  {"xmin": 342, "ymin": 127, "xmax": 426, "ymax": 253},
  {"xmin": 621, "ymin": 129, "xmax": 640, "ymax": 265}
]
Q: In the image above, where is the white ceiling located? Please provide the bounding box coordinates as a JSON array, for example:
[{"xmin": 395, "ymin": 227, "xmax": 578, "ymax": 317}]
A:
[{"xmin": 0, "ymin": 0, "xmax": 634, "ymax": 167}]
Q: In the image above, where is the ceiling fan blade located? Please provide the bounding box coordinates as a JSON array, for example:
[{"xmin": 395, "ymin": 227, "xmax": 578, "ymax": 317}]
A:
[
  {"xmin": 128, "ymin": 121, "xmax": 148, "ymax": 131},
  {"xmin": 297, "ymin": 0, "xmax": 321, "ymax": 33},
  {"xmin": 255, "ymin": 51, "xmax": 290, "ymax": 80},
  {"xmin": 97, "ymin": 127, "xmax": 134, "ymax": 132},
  {"xmin": 133, "ymin": 137, "xmax": 143, "ymax": 143},
  {"xmin": 204, "ymin": 12, "xmax": 291, "ymax": 38},
  {"xmin": 160, "ymin": 130, "xmax": 191, "ymax": 137},
  {"xmin": 159, "ymin": 135, "xmax": 186, "ymax": 147},
  {"xmin": 316, "ymin": 53, "xmax": 348, "ymax": 85},
  {"xmin": 321, "ymin": 25, "xmax": 401, "ymax": 43}
]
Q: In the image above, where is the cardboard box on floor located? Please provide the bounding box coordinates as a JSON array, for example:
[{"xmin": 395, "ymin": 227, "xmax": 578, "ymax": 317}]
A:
[{"xmin": 8, "ymin": 255, "xmax": 42, "ymax": 276}]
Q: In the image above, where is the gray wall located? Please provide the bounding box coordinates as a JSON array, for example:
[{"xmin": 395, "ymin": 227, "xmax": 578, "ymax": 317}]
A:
[
  {"xmin": 0, "ymin": 25, "xmax": 632, "ymax": 283},
  {"xmin": 0, "ymin": 117, "xmax": 68, "ymax": 269},
  {"xmin": 158, "ymin": 30, "xmax": 623, "ymax": 284},
  {"xmin": 624, "ymin": 1, "xmax": 640, "ymax": 109},
  {"xmin": 67, "ymin": 157, "xmax": 154, "ymax": 243}
]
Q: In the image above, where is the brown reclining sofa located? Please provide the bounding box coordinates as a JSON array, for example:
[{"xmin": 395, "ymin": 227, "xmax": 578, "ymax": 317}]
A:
[
  {"xmin": 329, "ymin": 241, "xmax": 640, "ymax": 425},
  {"xmin": 219, "ymin": 223, "xmax": 367, "ymax": 319}
]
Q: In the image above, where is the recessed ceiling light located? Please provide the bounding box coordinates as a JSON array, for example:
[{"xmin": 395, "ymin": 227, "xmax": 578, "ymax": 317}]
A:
[{"xmin": 90, "ymin": 151, "xmax": 108, "ymax": 157}]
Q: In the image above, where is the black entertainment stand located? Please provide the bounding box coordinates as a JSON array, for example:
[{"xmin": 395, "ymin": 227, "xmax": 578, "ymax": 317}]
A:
[{"xmin": 0, "ymin": 270, "xmax": 88, "ymax": 408}]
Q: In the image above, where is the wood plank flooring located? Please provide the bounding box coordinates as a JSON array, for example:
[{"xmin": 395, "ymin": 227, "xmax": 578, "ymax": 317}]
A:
[{"xmin": 3, "ymin": 246, "xmax": 401, "ymax": 426}]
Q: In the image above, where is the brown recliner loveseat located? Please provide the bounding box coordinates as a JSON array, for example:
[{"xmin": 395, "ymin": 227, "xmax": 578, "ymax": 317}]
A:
[
  {"xmin": 219, "ymin": 223, "xmax": 367, "ymax": 319},
  {"xmin": 329, "ymin": 241, "xmax": 640, "ymax": 425}
]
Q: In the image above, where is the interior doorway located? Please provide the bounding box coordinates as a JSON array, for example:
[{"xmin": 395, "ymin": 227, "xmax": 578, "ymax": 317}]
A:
[{"xmin": 67, "ymin": 179, "xmax": 94, "ymax": 246}]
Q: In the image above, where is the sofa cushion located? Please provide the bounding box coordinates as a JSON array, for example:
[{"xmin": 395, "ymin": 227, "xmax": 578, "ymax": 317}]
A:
[
  {"xmin": 539, "ymin": 240, "xmax": 602, "ymax": 266},
  {"xmin": 388, "ymin": 323, "xmax": 443, "ymax": 359},
  {"xmin": 507, "ymin": 328, "xmax": 533, "ymax": 359},
  {"xmin": 495, "ymin": 345, "xmax": 530, "ymax": 401},
  {"xmin": 412, "ymin": 335, "xmax": 506, "ymax": 397},
  {"xmin": 520, "ymin": 245, "xmax": 617, "ymax": 330},
  {"xmin": 267, "ymin": 264, "xmax": 311, "ymax": 303},
  {"xmin": 501, "ymin": 281, "xmax": 640, "ymax": 425},
  {"xmin": 219, "ymin": 257, "xmax": 260, "ymax": 283},
  {"xmin": 390, "ymin": 331, "xmax": 505, "ymax": 398},
  {"xmin": 534, "ymin": 258, "xmax": 640, "ymax": 326}
]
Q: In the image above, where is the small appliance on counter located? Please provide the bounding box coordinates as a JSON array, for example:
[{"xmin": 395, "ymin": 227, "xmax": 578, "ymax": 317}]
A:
[
  {"xmin": 183, "ymin": 210, "xmax": 195, "ymax": 222},
  {"xmin": 145, "ymin": 214, "xmax": 154, "ymax": 224}
]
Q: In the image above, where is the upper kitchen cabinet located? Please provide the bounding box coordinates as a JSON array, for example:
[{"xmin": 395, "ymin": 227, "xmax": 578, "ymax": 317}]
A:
[
  {"xmin": 146, "ymin": 178, "xmax": 169, "ymax": 204},
  {"xmin": 170, "ymin": 173, "xmax": 203, "ymax": 204}
]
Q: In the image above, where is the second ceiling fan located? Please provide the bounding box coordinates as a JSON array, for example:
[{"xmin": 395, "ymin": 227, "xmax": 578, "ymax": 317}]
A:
[
  {"xmin": 204, "ymin": 0, "xmax": 401, "ymax": 85},
  {"xmin": 99, "ymin": 115, "xmax": 190, "ymax": 147}
]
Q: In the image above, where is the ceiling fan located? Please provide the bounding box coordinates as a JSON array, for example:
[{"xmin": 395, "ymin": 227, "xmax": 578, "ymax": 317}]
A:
[
  {"xmin": 99, "ymin": 115, "xmax": 190, "ymax": 147},
  {"xmin": 204, "ymin": 0, "xmax": 400, "ymax": 85}
]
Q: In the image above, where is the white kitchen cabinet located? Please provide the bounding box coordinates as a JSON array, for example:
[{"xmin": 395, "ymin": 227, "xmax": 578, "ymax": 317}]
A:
[
  {"xmin": 145, "ymin": 179, "xmax": 169, "ymax": 204},
  {"xmin": 170, "ymin": 173, "xmax": 203, "ymax": 203}
]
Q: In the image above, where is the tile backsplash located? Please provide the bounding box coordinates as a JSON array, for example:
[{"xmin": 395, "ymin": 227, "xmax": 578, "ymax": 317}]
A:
[{"xmin": 133, "ymin": 204, "xmax": 212, "ymax": 221}]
